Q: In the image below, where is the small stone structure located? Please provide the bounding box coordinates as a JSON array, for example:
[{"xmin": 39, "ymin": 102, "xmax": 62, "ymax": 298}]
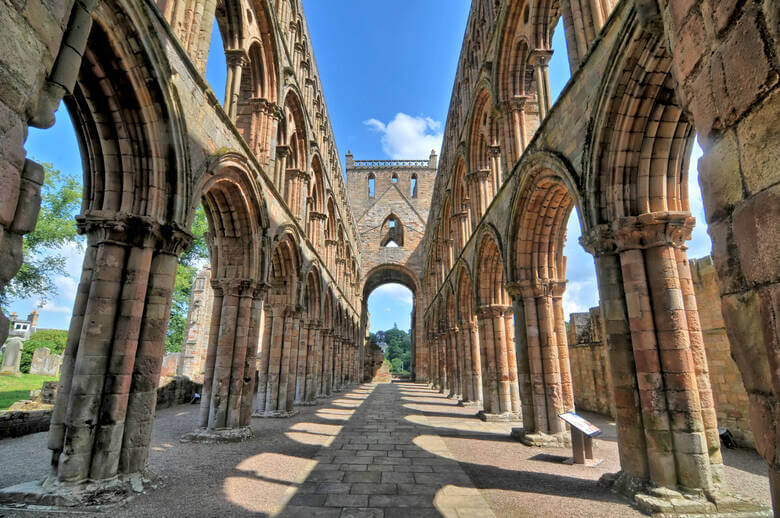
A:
[
  {"xmin": 365, "ymin": 342, "xmax": 390, "ymax": 383},
  {"xmin": 177, "ymin": 268, "xmax": 213, "ymax": 382},
  {"xmin": 29, "ymin": 348, "xmax": 62, "ymax": 376},
  {"xmin": 159, "ymin": 352, "xmax": 181, "ymax": 380},
  {"xmin": 567, "ymin": 256, "xmax": 754, "ymax": 448},
  {"xmin": 0, "ymin": 338, "xmax": 22, "ymax": 375},
  {"xmin": 567, "ymin": 308, "xmax": 614, "ymax": 418}
]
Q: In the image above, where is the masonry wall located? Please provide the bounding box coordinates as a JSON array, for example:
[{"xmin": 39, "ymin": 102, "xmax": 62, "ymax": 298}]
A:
[
  {"xmin": 690, "ymin": 256, "xmax": 753, "ymax": 448},
  {"xmin": 346, "ymin": 155, "xmax": 437, "ymax": 278},
  {"xmin": 567, "ymin": 256, "xmax": 754, "ymax": 447}
]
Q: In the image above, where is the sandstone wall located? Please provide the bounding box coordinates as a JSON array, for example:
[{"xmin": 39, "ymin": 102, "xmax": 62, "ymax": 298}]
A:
[
  {"xmin": 567, "ymin": 257, "xmax": 754, "ymax": 447},
  {"xmin": 690, "ymin": 256, "xmax": 753, "ymax": 447}
]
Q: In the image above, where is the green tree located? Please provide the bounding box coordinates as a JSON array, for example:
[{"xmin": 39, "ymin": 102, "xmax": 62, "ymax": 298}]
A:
[
  {"xmin": 19, "ymin": 329, "xmax": 68, "ymax": 373},
  {"xmin": 1, "ymin": 164, "xmax": 83, "ymax": 309},
  {"xmin": 380, "ymin": 327, "xmax": 411, "ymax": 374},
  {"xmin": 165, "ymin": 205, "xmax": 209, "ymax": 352}
]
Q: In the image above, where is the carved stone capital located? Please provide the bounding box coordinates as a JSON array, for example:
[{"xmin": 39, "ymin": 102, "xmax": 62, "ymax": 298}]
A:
[
  {"xmin": 225, "ymin": 49, "xmax": 250, "ymax": 68},
  {"xmin": 612, "ymin": 212, "xmax": 695, "ymax": 251}
]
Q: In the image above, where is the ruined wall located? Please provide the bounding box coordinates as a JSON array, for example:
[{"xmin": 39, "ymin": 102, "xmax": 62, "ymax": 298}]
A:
[
  {"xmin": 346, "ymin": 153, "xmax": 436, "ymax": 279},
  {"xmin": 690, "ymin": 256, "xmax": 753, "ymax": 448},
  {"xmin": 567, "ymin": 257, "xmax": 754, "ymax": 447},
  {"xmin": 178, "ymin": 268, "xmax": 214, "ymax": 382},
  {"xmin": 568, "ymin": 308, "xmax": 614, "ymax": 418}
]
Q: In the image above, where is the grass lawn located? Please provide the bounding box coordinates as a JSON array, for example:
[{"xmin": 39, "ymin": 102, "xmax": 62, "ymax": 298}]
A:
[{"xmin": 0, "ymin": 373, "xmax": 58, "ymax": 410}]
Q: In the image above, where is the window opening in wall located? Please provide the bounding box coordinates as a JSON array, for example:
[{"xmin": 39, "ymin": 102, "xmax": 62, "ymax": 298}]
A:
[
  {"xmin": 411, "ymin": 174, "xmax": 418, "ymax": 197},
  {"xmin": 385, "ymin": 240, "xmax": 399, "ymax": 248},
  {"xmin": 368, "ymin": 174, "xmax": 375, "ymax": 197},
  {"xmin": 205, "ymin": 17, "xmax": 227, "ymax": 105},
  {"xmin": 389, "ymin": 218, "xmax": 396, "ymax": 228},
  {"xmin": 392, "ymin": 173, "xmax": 398, "ymax": 183}
]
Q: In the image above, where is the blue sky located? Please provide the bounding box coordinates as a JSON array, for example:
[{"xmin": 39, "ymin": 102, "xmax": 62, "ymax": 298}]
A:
[{"xmin": 15, "ymin": 3, "xmax": 710, "ymax": 334}]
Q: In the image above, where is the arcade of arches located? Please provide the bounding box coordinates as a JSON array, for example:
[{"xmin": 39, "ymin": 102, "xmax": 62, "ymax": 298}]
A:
[{"xmin": 0, "ymin": 0, "xmax": 777, "ymax": 515}]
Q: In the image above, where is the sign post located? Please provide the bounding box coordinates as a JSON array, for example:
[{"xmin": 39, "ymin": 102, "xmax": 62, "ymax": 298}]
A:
[{"xmin": 558, "ymin": 412, "xmax": 601, "ymax": 465}]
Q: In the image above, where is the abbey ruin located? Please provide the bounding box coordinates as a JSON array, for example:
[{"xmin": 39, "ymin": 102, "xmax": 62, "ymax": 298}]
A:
[{"xmin": 0, "ymin": 0, "xmax": 777, "ymax": 516}]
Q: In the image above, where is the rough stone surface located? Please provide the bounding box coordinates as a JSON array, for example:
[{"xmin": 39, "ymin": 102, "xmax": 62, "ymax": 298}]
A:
[{"xmin": 0, "ymin": 338, "xmax": 22, "ymax": 375}]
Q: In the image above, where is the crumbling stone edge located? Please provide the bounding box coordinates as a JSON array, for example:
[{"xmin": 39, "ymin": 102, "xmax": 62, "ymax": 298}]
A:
[
  {"xmin": 0, "ymin": 470, "xmax": 161, "ymax": 510},
  {"xmin": 598, "ymin": 471, "xmax": 772, "ymax": 516}
]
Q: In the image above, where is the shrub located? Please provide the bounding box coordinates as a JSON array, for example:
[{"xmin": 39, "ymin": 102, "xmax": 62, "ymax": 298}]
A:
[{"xmin": 19, "ymin": 329, "xmax": 68, "ymax": 374}]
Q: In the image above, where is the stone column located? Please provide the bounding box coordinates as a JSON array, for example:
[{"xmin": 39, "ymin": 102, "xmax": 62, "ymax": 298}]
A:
[
  {"xmin": 447, "ymin": 327, "xmax": 460, "ymax": 398},
  {"xmin": 274, "ymin": 146, "xmax": 290, "ymax": 191},
  {"xmin": 550, "ymin": 281, "xmax": 575, "ymax": 412},
  {"xmin": 488, "ymin": 145, "xmax": 503, "ymax": 190},
  {"xmin": 580, "ymin": 226, "xmax": 648, "ymax": 479},
  {"xmin": 47, "ymin": 217, "xmax": 189, "ymax": 483},
  {"xmin": 438, "ymin": 332, "xmax": 448, "ymax": 394},
  {"xmin": 476, "ymin": 307, "xmax": 499, "ymax": 415},
  {"xmin": 253, "ymin": 303, "xmax": 275, "ymax": 415},
  {"xmin": 508, "ymin": 289, "xmax": 536, "ymax": 431},
  {"xmin": 294, "ymin": 318, "xmax": 309, "ymax": 404},
  {"xmin": 476, "ymin": 304, "xmax": 520, "ymax": 421},
  {"xmin": 224, "ymin": 49, "xmax": 249, "ymax": 121},
  {"xmin": 282, "ymin": 309, "xmax": 302, "ymax": 413},
  {"xmin": 304, "ymin": 321, "xmax": 321, "ymax": 403},
  {"xmin": 530, "ymin": 50, "xmax": 553, "ymax": 120},
  {"xmin": 505, "ymin": 96, "xmax": 530, "ymax": 163}
]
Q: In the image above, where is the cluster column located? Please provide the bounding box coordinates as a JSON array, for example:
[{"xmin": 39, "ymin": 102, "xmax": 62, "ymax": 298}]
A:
[
  {"xmin": 223, "ymin": 49, "xmax": 249, "ymax": 121},
  {"xmin": 48, "ymin": 216, "xmax": 189, "ymax": 482},
  {"xmin": 509, "ymin": 280, "xmax": 573, "ymax": 440},
  {"xmin": 254, "ymin": 304, "xmax": 301, "ymax": 417},
  {"xmin": 476, "ymin": 305, "xmax": 521, "ymax": 420},
  {"xmin": 581, "ymin": 213, "xmax": 725, "ymax": 493},
  {"xmin": 191, "ymin": 279, "xmax": 263, "ymax": 440}
]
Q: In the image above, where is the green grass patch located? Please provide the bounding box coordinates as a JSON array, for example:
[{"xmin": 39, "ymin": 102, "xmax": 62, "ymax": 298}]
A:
[{"xmin": 0, "ymin": 373, "xmax": 58, "ymax": 410}]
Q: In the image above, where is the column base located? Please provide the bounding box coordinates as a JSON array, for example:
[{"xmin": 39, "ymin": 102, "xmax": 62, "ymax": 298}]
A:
[
  {"xmin": 477, "ymin": 411, "xmax": 521, "ymax": 422},
  {"xmin": 458, "ymin": 400, "xmax": 482, "ymax": 408},
  {"xmin": 599, "ymin": 471, "xmax": 771, "ymax": 516},
  {"xmin": 0, "ymin": 470, "xmax": 159, "ymax": 509},
  {"xmin": 252, "ymin": 409, "xmax": 299, "ymax": 418},
  {"xmin": 510, "ymin": 428, "xmax": 571, "ymax": 447},
  {"xmin": 180, "ymin": 426, "xmax": 253, "ymax": 443},
  {"xmin": 294, "ymin": 400, "xmax": 318, "ymax": 407}
]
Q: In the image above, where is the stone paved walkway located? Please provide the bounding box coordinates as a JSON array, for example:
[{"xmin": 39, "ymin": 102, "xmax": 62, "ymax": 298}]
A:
[
  {"xmin": 0, "ymin": 382, "xmax": 771, "ymax": 517},
  {"xmin": 281, "ymin": 383, "xmax": 495, "ymax": 517}
]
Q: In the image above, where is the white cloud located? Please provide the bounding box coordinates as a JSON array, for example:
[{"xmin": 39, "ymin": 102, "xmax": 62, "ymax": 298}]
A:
[
  {"xmin": 364, "ymin": 113, "xmax": 443, "ymax": 159},
  {"xmin": 686, "ymin": 140, "xmax": 713, "ymax": 259},
  {"xmin": 370, "ymin": 283, "xmax": 414, "ymax": 305},
  {"xmin": 54, "ymin": 275, "xmax": 78, "ymax": 301},
  {"xmin": 37, "ymin": 299, "xmax": 72, "ymax": 314}
]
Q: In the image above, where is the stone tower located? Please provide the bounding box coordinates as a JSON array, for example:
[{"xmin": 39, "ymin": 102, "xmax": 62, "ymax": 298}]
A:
[{"xmin": 346, "ymin": 150, "xmax": 437, "ymax": 375}]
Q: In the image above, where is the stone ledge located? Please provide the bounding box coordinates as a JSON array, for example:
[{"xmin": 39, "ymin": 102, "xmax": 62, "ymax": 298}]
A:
[
  {"xmin": 180, "ymin": 426, "xmax": 253, "ymax": 444},
  {"xmin": 599, "ymin": 470, "xmax": 772, "ymax": 516},
  {"xmin": 510, "ymin": 428, "xmax": 571, "ymax": 447},
  {"xmin": 0, "ymin": 471, "xmax": 159, "ymax": 509},
  {"xmin": 252, "ymin": 409, "xmax": 300, "ymax": 419},
  {"xmin": 478, "ymin": 411, "xmax": 522, "ymax": 423}
]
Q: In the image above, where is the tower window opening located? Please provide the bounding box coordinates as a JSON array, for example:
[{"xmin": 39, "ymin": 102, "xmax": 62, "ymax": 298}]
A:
[
  {"xmin": 411, "ymin": 174, "xmax": 418, "ymax": 197},
  {"xmin": 392, "ymin": 173, "xmax": 398, "ymax": 183},
  {"xmin": 389, "ymin": 218, "xmax": 396, "ymax": 228},
  {"xmin": 368, "ymin": 174, "xmax": 375, "ymax": 197}
]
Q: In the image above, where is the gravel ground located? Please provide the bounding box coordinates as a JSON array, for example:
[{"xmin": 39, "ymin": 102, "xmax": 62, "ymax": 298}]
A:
[{"xmin": 0, "ymin": 383, "xmax": 771, "ymax": 517}]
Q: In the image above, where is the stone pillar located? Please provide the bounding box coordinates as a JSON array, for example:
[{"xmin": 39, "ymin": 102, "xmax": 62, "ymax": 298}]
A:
[
  {"xmin": 254, "ymin": 304, "xmax": 298, "ymax": 417},
  {"xmin": 476, "ymin": 305, "xmax": 520, "ymax": 420},
  {"xmin": 506, "ymin": 96, "xmax": 530, "ymax": 163},
  {"xmin": 530, "ymin": 50, "xmax": 553, "ymax": 120},
  {"xmin": 47, "ymin": 217, "xmax": 189, "ymax": 483},
  {"xmin": 304, "ymin": 322, "xmax": 321, "ymax": 403},
  {"xmin": 580, "ymin": 214, "xmax": 728, "ymax": 500},
  {"xmin": 274, "ymin": 146, "xmax": 290, "ymax": 191},
  {"xmin": 447, "ymin": 327, "xmax": 460, "ymax": 398},
  {"xmin": 294, "ymin": 319, "xmax": 309, "ymax": 404},
  {"xmin": 224, "ymin": 49, "xmax": 248, "ymax": 121},
  {"xmin": 508, "ymin": 290, "xmax": 536, "ymax": 431},
  {"xmin": 488, "ymin": 145, "xmax": 503, "ymax": 190},
  {"xmin": 580, "ymin": 227, "xmax": 648, "ymax": 479},
  {"xmin": 187, "ymin": 279, "xmax": 259, "ymax": 441},
  {"xmin": 551, "ymin": 281, "xmax": 575, "ymax": 412}
]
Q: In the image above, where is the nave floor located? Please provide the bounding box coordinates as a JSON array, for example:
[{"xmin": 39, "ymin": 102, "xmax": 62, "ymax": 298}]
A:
[{"xmin": 0, "ymin": 382, "xmax": 770, "ymax": 517}]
